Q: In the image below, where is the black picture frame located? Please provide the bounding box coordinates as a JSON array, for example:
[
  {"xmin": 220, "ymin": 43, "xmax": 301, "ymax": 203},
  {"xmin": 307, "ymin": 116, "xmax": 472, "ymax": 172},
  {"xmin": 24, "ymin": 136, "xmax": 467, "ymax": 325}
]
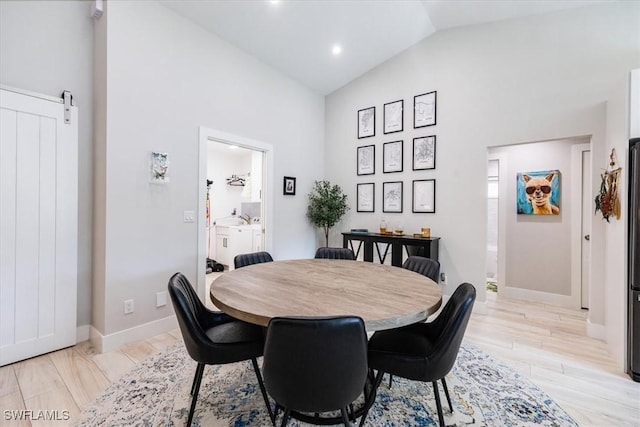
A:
[
  {"xmin": 412, "ymin": 136, "xmax": 436, "ymax": 170},
  {"xmin": 283, "ymin": 176, "xmax": 296, "ymax": 195},
  {"xmin": 383, "ymin": 99, "xmax": 403, "ymax": 134},
  {"xmin": 357, "ymin": 106, "xmax": 375, "ymax": 139},
  {"xmin": 383, "ymin": 140, "xmax": 403, "ymax": 173},
  {"xmin": 414, "ymin": 91, "xmax": 437, "ymax": 128},
  {"xmin": 357, "ymin": 183, "xmax": 375, "ymax": 212},
  {"xmin": 412, "ymin": 179, "xmax": 436, "ymax": 213},
  {"xmin": 357, "ymin": 145, "xmax": 375, "ymax": 176},
  {"xmin": 383, "ymin": 181, "xmax": 403, "ymax": 213}
]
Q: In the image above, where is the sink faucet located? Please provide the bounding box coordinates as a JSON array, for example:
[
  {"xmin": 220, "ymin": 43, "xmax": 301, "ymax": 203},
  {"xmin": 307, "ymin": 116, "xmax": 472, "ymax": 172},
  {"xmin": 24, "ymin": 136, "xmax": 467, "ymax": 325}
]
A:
[{"xmin": 239, "ymin": 214, "xmax": 251, "ymax": 224}]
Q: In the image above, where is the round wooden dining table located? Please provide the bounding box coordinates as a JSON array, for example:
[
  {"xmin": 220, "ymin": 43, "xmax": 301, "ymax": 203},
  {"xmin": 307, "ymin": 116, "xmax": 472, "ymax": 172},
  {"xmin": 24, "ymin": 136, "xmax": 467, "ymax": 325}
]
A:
[{"xmin": 210, "ymin": 258, "xmax": 442, "ymax": 331}]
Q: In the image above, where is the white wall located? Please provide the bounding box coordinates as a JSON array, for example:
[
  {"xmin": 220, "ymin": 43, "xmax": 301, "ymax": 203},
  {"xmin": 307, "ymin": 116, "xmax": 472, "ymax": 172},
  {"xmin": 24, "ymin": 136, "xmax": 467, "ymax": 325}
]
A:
[
  {"xmin": 0, "ymin": 0, "xmax": 94, "ymax": 327},
  {"xmin": 94, "ymin": 1, "xmax": 324, "ymax": 337},
  {"xmin": 325, "ymin": 2, "xmax": 639, "ymax": 367}
]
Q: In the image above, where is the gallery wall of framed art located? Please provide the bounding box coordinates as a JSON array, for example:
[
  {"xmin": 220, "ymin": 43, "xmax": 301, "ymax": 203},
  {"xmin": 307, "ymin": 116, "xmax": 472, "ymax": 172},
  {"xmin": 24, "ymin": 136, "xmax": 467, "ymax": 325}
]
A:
[{"xmin": 354, "ymin": 90, "xmax": 438, "ymax": 215}]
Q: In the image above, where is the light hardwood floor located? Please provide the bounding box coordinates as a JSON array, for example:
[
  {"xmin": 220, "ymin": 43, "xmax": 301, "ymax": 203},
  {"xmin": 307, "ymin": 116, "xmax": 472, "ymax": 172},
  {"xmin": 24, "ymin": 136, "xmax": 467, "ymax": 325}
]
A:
[{"xmin": 1, "ymin": 292, "xmax": 638, "ymax": 426}]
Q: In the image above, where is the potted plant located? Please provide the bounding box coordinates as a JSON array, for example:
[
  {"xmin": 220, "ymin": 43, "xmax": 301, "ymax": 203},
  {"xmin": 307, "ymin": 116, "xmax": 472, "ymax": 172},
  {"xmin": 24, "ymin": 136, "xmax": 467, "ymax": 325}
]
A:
[{"xmin": 307, "ymin": 180, "xmax": 349, "ymax": 247}]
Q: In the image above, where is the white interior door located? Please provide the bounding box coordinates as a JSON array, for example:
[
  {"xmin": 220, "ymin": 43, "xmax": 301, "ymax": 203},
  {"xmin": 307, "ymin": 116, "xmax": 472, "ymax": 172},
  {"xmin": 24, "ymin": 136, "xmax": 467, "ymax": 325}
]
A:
[
  {"xmin": 581, "ymin": 150, "xmax": 591, "ymax": 309},
  {"xmin": 0, "ymin": 87, "xmax": 78, "ymax": 366}
]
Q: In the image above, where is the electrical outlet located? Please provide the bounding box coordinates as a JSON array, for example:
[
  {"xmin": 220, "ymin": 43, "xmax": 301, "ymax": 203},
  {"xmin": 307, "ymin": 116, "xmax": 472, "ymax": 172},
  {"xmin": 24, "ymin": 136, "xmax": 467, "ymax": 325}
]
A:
[
  {"xmin": 440, "ymin": 272, "xmax": 447, "ymax": 285},
  {"xmin": 124, "ymin": 299, "xmax": 134, "ymax": 314},
  {"xmin": 156, "ymin": 291, "xmax": 167, "ymax": 307}
]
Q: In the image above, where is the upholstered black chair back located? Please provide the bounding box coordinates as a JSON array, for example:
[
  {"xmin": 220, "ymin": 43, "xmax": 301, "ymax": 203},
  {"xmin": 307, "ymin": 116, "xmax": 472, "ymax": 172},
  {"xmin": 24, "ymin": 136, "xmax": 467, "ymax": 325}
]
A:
[
  {"xmin": 363, "ymin": 283, "xmax": 476, "ymax": 427},
  {"xmin": 168, "ymin": 272, "xmax": 263, "ymax": 364},
  {"xmin": 263, "ymin": 316, "xmax": 368, "ymax": 415},
  {"xmin": 422, "ymin": 282, "xmax": 476, "ymax": 380},
  {"xmin": 402, "ymin": 256, "xmax": 440, "ymax": 283},
  {"xmin": 314, "ymin": 247, "xmax": 356, "ymax": 260},
  {"xmin": 168, "ymin": 272, "xmax": 273, "ymax": 425},
  {"xmin": 234, "ymin": 251, "xmax": 274, "ymax": 269}
]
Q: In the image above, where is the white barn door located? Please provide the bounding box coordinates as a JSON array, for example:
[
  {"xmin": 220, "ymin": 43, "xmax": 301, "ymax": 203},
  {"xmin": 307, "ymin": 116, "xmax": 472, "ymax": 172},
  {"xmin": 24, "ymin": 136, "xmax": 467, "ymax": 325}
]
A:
[{"xmin": 0, "ymin": 87, "xmax": 78, "ymax": 366}]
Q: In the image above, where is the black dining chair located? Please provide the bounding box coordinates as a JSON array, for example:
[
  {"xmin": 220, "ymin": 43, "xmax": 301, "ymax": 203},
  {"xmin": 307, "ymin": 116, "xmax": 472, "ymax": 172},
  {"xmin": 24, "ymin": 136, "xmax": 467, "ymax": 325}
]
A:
[
  {"xmin": 234, "ymin": 251, "xmax": 274, "ymax": 269},
  {"xmin": 168, "ymin": 272, "xmax": 274, "ymax": 426},
  {"xmin": 387, "ymin": 256, "xmax": 441, "ymax": 387},
  {"xmin": 263, "ymin": 316, "xmax": 369, "ymax": 427},
  {"xmin": 402, "ymin": 256, "xmax": 440, "ymax": 282},
  {"xmin": 314, "ymin": 247, "xmax": 356, "ymax": 260},
  {"xmin": 360, "ymin": 282, "xmax": 476, "ymax": 427}
]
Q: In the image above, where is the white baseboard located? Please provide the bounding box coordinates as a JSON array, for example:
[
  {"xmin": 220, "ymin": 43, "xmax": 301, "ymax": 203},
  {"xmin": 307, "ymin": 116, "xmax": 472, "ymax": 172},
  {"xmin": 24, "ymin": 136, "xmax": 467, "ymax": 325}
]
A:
[
  {"xmin": 90, "ymin": 315, "xmax": 178, "ymax": 354},
  {"xmin": 502, "ymin": 286, "xmax": 577, "ymax": 308},
  {"xmin": 587, "ymin": 319, "xmax": 606, "ymax": 341},
  {"xmin": 76, "ymin": 324, "xmax": 90, "ymax": 342}
]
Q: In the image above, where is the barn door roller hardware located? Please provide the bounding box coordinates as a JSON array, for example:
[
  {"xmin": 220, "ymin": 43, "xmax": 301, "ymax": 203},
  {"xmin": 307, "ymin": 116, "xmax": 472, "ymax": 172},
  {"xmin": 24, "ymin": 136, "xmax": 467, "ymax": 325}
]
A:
[{"xmin": 61, "ymin": 90, "xmax": 74, "ymax": 125}]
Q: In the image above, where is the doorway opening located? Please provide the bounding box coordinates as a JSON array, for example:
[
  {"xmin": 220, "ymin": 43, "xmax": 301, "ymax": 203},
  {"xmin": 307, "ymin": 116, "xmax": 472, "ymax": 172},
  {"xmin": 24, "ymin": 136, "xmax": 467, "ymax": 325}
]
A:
[
  {"xmin": 487, "ymin": 137, "xmax": 591, "ymax": 309},
  {"xmin": 197, "ymin": 127, "xmax": 274, "ymax": 303}
]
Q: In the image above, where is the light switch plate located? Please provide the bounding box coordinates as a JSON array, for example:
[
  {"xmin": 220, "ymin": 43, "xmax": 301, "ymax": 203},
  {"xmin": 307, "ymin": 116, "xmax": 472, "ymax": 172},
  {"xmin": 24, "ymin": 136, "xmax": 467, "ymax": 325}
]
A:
[{"xmin": 183, "ymin": 210, "xmax": 195, "ymax": 223}]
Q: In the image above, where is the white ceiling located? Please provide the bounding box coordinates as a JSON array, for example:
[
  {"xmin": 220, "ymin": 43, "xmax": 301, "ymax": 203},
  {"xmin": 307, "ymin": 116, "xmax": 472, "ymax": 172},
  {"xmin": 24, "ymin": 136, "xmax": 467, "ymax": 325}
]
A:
[{"xmin": 159, "ymin": 0, "xmax": 604, "ymax": 95}]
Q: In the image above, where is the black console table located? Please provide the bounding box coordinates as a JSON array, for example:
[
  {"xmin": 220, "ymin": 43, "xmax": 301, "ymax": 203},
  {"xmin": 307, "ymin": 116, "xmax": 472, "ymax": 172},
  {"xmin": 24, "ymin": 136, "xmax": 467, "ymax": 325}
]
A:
[{"xmin": 342, "ymin": 232, "xmax": 440, "ymax": 267}]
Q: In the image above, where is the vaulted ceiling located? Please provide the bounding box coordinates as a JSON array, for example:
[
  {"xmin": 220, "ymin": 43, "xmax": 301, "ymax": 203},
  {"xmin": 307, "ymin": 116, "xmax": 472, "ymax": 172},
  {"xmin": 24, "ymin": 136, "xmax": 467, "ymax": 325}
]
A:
[{"xmin": 159, "ymin": 0, "xmax": 604, "ymax": 95}]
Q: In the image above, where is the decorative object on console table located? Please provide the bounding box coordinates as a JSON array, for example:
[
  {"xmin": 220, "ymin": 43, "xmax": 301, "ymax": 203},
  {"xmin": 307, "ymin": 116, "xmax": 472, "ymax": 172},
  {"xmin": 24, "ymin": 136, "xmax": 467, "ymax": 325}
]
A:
[
  {"xmin": 307, "ymin": 180, "xmax": 349, "ymax": 247},
  {"xmin": 412, "ymin": 179, "xmax": 436, "ymax": 213},
  {"xmin": 357, "ymin": 183, "xmax": 375, "ymax": 212},
  {"xmin": 516, "ymin": 170, "xmax": 560, "ymax": 215},
  {"xmin": 357, "ymin": 106, "xmax": 375, "ymax": 139},
  {"xmin": 383, "ymin": 181, "xmax": 403, "ymax": 213},
  {"xmin": 413, "ymin": 136, "xmax": 436, "ymax": 170},
  {"xmin": 383, "ymin": 99, "xmax": 403, "ymax": 134},
  {"xmin": 283, "ymin": 176, "xmax": 296, "ymax": 195},
  {"xmin": 414, "ymin": 91, "xmax": 436, "ymax": 128},
  {"xmin": 357, "ymin": 145, "xmax": 375, "ymax": 176},
  {"xmin": 383, "ymin": 140, "xmax": 403, "ymax": 173}
]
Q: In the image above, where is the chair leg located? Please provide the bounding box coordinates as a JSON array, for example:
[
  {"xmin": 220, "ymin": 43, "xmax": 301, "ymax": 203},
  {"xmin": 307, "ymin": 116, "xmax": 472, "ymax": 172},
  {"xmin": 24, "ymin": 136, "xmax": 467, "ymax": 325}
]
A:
[
  {"xmin": 432, "ymin": 381, "xmax": 445, "ymax": 427},
  {"xmin": 388, "ymin": 374, "xmax": 394, "ymax": 388},
  {"xmin": 358, "ymin": 370, "xmax": 385, "ymax": 427},
  {"xmin": 341, "ymin": 407, "xmax": 351, "ymax": 426},
  {"xmin": 187, "ymin": 363, "xmax": 205, "ymax": 426},
  {"xmin": 190, "ymin": 363, "xmax": 204, "ymax": 396},
  {"xmin": 251, "ymin": 358, "xmax": 275, "ymax": 425},
  {"xmin": 441, "ymin": 377, "xmax": 453, "ymax": 413},
  {"xmin": 280, "ymin": 408, "xmax": 291, "ymax": 427}
]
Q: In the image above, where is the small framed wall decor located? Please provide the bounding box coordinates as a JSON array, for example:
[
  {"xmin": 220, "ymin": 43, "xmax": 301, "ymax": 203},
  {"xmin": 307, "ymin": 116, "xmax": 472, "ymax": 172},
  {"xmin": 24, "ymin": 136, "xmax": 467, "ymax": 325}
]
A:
[
  {"xmin": 383, "ymin": 181, "xmax": 403, "ymax": 213},
  {"xmin": 383, "ymin": 140, "xmax": 403, "ymax": 173},
  {"xmin": 357, "ymin": 183, "xmax": 375, "ymax": 212},
  {"xmin": 283, "ymin": 176, "xmax": 296, "ymax": 195},
  {"xmin": 357, "ymin": 106, "xmax": 375, "ymax": 139},
  {"xmin": 412, "ymin": 179, "xmax": 436, "ymax": 213},
  {"xmin": 413, "ymin": 136, "xmax": 436, "ymax": 170},
  {"xmin": 414, "ymin": 91, "xmax": 437, "ymax": 128},
  {"xmin": 150, "ymin": 151, "xmax": 169, "ymax": 183},
  {"xmin": 357, "ymin": 145, "xmax": 375, "ymax": 176},
  {"xmin": 383, "ymin": 99, "xmax": 403, "ymax": 134}
]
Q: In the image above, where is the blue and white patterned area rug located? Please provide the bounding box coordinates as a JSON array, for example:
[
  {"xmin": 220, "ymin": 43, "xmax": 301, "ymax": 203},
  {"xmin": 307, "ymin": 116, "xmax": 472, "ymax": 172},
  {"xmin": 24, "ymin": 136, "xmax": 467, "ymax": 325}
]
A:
[{"xmin": 76, "ymin": 342, "xmax": 578, "ymax": 426}]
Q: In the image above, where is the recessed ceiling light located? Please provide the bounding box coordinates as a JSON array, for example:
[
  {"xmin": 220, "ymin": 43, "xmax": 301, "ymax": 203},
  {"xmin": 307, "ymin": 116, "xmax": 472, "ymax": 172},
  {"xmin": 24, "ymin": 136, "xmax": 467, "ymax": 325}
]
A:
[
  {"xmin": 228, "ymin": 145, "xmax": 238, "ymax": 150},
  {"xmin": 332, "ymin": 44, "xmax": 342, "ymax": 56},
  {"xmin": 269, "ymin": 0, "xmax": 281, "ymax": 6}
]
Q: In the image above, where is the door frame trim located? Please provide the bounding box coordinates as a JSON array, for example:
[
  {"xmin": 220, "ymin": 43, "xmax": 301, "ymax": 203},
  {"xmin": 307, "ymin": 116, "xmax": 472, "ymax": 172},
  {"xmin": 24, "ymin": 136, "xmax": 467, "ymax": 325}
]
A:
[
  {"xmin": 197, "ymin": 127, "xmax": 274, "ymax": 301},
  {"xmin": 571, "ymin": 142, "xmax": 591, "ymax": 309}
]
